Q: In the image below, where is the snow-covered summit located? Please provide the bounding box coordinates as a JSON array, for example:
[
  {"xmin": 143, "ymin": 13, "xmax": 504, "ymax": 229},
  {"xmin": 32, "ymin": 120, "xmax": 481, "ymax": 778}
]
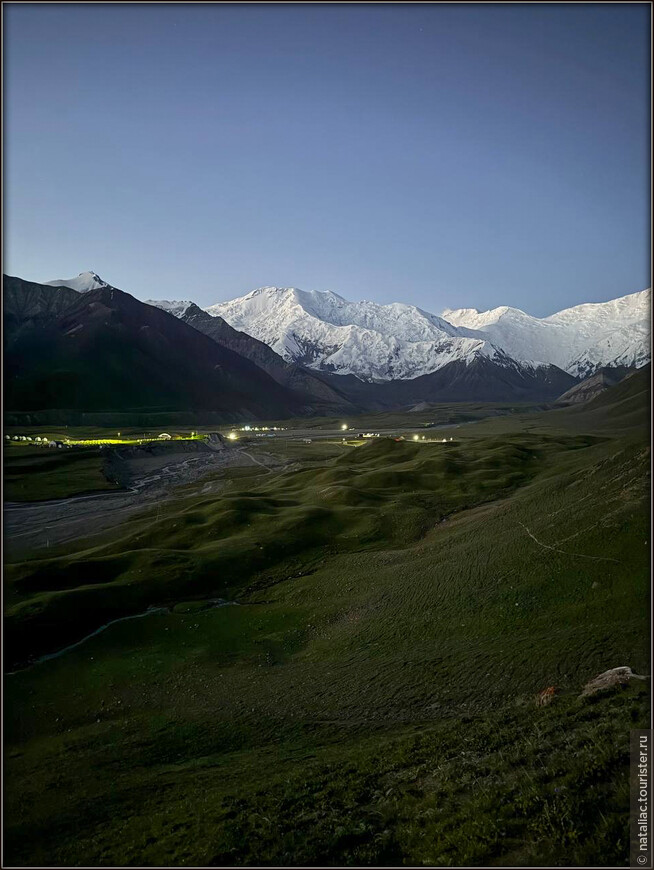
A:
[
  {"xmin": 204, "ymin": 285, "xmax": 650, "ymax": 381},
  {"xmin": 205, "ymin": 286, "xmax": 505, "ymax": 382},
  {"xmin": 145, "ymin": 299, "xmax": 194, "ymax": 318},
  {"xmin": 45, "ymin": 271, "xmax": 109, "ymax": 293},
  {"xmin": 443, "ymin": 289, "xmax": 651, "ymax": 377}
]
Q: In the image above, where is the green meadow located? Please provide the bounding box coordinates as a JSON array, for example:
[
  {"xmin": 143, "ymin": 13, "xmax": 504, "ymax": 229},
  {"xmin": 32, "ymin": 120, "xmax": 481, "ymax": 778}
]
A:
[
  {"xmin": 4, "ymin": 444, "xmax": 120, "ymax": 502},
  {"xmin": 3, "ymin": 369, "xmax": 650, "ymax": 866}
]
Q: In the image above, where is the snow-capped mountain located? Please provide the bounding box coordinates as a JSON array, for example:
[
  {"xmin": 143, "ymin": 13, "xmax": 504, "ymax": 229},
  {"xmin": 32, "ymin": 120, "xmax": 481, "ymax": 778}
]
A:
[
  {"xmin": 201, "ymin": 285, "xmax": 650, "ymax": 382},
  {"xmin": 45, "ymin": 271, "xmax": 110, "ymax": 293},
  {"xmin": 204, "ymin": 286, "xmax": 509, "ymax": 382},
  {"xmin": 145, "ymin": 299, "xmax": 194, "ymax": 318},
  {"xmin": 443, "ymin": 289, "xmax": 650, "ymax": 378}
]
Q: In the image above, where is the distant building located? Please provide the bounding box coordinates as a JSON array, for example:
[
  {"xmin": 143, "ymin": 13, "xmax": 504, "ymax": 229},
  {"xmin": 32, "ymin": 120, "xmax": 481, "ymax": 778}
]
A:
[{"xmin": 158, "ymin": 433, "xmax": 172, "ymax": 440}]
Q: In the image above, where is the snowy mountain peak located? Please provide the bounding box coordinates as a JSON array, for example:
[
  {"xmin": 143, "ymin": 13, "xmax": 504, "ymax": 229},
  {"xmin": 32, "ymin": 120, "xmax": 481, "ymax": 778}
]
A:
[
  {"xmin": 203, "ymin": 284, "xmax": 649, "ymax": 382},
  {"xmin": 442, "ymin": 289, "xmax": 650, "ymax": 377},
  {"xmin": 242, "ymin": 286, "xmax": 296, "ymax": 300},
  {"xmin": 442, "ymin": 305, "xmax": 532, "ymax": 328},
  {"xmin": 205, "ymin": 286, "xmax": 505, "ymax": 382},
  {"xmin": 145, "ymin": 299, "xmax": 194, "ymax": 318},
  {"xmin": 45, "ymin": 271, "xmax": 109, "ymax": 293},
  {"xmin": 544, "ymin": 288, "xmax": 650, "ymax": 324}
]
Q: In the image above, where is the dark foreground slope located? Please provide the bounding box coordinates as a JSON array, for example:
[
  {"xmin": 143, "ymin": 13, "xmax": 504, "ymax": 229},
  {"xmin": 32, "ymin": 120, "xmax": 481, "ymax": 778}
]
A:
[
  {"xmin": 4, "ymin": 283, "xmax": 309, "ymax": 421},
  {"xmin": 4, "ymin": 371, "xmax": 649, "ymax": 866}
]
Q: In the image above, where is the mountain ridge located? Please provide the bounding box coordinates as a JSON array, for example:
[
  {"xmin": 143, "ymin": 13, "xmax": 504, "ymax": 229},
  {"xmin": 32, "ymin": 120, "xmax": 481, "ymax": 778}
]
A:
[
  {"xmin": 6, "ymin": 271, "xmax": 647, "ymax": 418},
  {"xmin": 4, "ymin": 279, "xmax": 309, "ymax": 420},
  {"xmin": 201, "ymin": 285, "xmax": 649, "ymax": 382}
]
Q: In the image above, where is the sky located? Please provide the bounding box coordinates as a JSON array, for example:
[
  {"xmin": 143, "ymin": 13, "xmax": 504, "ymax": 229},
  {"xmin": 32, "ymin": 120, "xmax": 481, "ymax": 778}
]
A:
[{"xmin": 3, "ymin": 3, "xmax": 651, "ymax": 316}]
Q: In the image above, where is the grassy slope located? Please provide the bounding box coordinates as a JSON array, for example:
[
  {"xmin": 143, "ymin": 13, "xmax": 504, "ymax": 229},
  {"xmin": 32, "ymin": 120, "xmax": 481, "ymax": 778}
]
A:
[
  {"xmin": 260, "ymin": 400, "xmax": 546, "ymax": 431},
  {"xmin": 4, "ymin": 373, "xmax": 650, "ymax": 866},
  {"xmin": 3, "ymin": 434, "xmax": 206, "ymax": 503},
  {"xmin": 4, "ymin": 445, "xmax": 119, "ymax": 502}
]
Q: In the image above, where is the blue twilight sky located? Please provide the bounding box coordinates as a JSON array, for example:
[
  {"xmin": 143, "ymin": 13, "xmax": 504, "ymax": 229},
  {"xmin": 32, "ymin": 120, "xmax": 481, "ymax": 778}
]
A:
[{"xmin": 3, "ymin": 3, "xmax": 651, "ymax": 316}]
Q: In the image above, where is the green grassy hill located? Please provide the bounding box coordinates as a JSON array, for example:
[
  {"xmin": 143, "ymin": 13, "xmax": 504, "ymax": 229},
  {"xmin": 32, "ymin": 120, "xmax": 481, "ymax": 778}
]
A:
[{"xmin": 4, "ymin": 372, "xmax": 650, "ymax": 866}]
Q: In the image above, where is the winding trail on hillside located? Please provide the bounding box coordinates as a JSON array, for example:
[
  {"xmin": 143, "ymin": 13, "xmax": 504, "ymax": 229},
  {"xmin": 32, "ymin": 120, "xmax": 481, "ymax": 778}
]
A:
[
  {"xmin": 239, "ymin": 450, "xmax": 275, "ymax": 473},
  {"xmin": 6, "ymin": 599, "xmax": 241, "ymax": 675},
  {"xmin": 517, "ymin": 521, "xmax": 620, "ymax": 563}
]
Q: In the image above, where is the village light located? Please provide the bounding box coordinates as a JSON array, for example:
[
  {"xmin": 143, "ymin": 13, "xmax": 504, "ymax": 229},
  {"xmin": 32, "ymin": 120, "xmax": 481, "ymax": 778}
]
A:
[
  {"xmin": 341, "ymin": 424, "xmax": 348, "ymax": 431},
  {"xmin": 413, "ymin": 434, "xmax": 419, "ymax": 441},
  {"xmin": 228, "ymin": 432, "xmax": 238, "ymax": 441}
]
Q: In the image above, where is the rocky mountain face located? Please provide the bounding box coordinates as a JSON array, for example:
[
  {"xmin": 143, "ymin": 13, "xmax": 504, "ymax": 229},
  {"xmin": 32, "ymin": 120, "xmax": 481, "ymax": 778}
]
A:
[
  {"xmin": 149, "ymin": 292, "xmax": 576, "ymax": 407},
  {"xmin": 444, "ymin": 290, "xmax": 650, "ymax": 378},
  {"xmin": 555, "ymin": 366, "xmax": 633, "ymax": 405},
  {"xmin": 4, "ymin": 278, "xmax": 309, "ymax": 420},
  {"xmin": 180, "ymin": 303, "xmax": 356, "ymax": 414},
  {"xmin": 6, "ymin": 270, "xmax": 649, "ymax": 417},
  {"xmin": 4, "ymin": 275, "xmax": 81, "ymax": 344},
  {"xmin": 205, "ymin": 286, "xmax": 501, "ymax": 382},
  {"xmin": 203, "ymin": 285, "xmax": 650, "ymax": 383},
  {"xmin": 312, "ymin": 355, "xmax": 576, "ymax": 410}
]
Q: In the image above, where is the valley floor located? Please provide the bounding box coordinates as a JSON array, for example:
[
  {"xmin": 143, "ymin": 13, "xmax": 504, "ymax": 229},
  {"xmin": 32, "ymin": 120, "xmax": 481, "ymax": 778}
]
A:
[
  {"xmin": 3, "ymin": 442, "xmax": 283, "ymax": 559},
  {"xmin": 3, "ymin": 379, "xmax": 651, "ymax": 866}
]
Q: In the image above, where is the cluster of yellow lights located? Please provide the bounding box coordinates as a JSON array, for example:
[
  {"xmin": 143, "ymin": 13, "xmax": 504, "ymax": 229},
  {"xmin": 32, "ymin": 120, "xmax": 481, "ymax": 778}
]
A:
[
  {"xmin": 8, "ymin": 431, "xmax": 209, "ymax": 448},
  {"xmin": 411, "ymin": 435, "xmax": 455, "ymax": 443},
  {"xmin": 54, "ymin": 432, "xmax": 204, "ymax": 447},
  {"xmin": 238, "ymin": 425, "xmax": 285, "ymax": 432}
]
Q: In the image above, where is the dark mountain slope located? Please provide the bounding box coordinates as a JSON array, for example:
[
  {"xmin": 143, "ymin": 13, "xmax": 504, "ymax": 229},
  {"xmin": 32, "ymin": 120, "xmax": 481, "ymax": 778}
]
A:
[
  {"xmin": 182, "ymin": 302, "xmax": 576, "ymax": 409},
  {"xmin": 3, "ymin": 275, "xmax": 80, "ymax": 344},
  {"xmin": 3, "ymin": 273, "xmax": 579, "ymax": 417},
  {"xmin": 313, "ymin": 354, "xmax": 577, "ymax": 410},
  {"xmin": 551, "ymin": 363, "xmax": 650, "ymax": 436},
  {"xmin": 4, "ymin": 285, "xmax": 308, "ymax": 420},
  {"xmin": 556, "ymin": 366, "xmax": 633, "ymax": 405},
  {"xmin": 581, "ymin": 363, "xmax": 650, "ymax": 426},
  {"xmin": 180, "ymin": 303, "xmax": 356, "ymax": 413},
  {"xmin": 585, "ymin": 364, "xmax": 650, "ymax": 407}
]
